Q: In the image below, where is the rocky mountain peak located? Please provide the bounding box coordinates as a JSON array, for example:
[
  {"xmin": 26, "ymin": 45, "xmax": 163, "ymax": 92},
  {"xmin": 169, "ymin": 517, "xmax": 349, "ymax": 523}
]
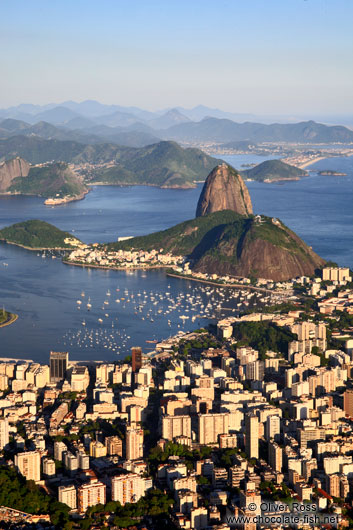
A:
[
  {"xmin": 196, "ymin": 163, "xmax": 253, "ymax": 217},
  {"xmin": 0, "ymin": 157, "xmax": 30, "ymax": 192}
]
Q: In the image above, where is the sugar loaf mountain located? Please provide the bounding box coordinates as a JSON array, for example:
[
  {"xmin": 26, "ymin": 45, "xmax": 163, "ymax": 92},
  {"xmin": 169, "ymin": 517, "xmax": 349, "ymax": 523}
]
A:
[
  {"xmin": 111, "ymin": 163, "xmax": 325, "ymax": 281},
  {"xmin": 0, "ymin": 162, "xmax": 325, "ymax": 281}
]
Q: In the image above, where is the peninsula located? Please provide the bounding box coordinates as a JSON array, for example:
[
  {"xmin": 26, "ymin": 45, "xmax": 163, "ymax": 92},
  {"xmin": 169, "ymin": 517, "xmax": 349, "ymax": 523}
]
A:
[
  {"xmin": 0, "ymin": 220, "xmax": 82, "ymax": 250},
  {"xmin": 0, "ymin": 308, "xmax": 18, "ymax": 328},
  {"xmin": 65, "ymin": 164, "xmax": 325, "ymax": 282},
  {"xmin": 0, "ymin": 158, "xmax": 88, "ymax": 204},
  {"xmin": 240, "ymin": 159, "xmax": 308, "ymax": 182}
]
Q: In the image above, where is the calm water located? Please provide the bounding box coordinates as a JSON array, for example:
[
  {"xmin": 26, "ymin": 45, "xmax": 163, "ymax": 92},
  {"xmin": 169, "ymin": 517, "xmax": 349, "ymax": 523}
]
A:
[{"xmin": 0, "ymin": 153, "xmax": 352, "ymax": 362}]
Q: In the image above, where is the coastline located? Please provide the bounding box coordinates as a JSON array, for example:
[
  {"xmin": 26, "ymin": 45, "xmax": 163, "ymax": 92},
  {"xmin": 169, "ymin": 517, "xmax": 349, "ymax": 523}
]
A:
[
  {"xmin": 0, "ymin": 312, "xmax": 18, "ymax": 329},
  {"xmin": 88, "ymin": 181, "xmax": 196, "ymax": 190},
  {"xmin": 62, "ymin": 259, "xmax": 170, "ymax": 271},
  {"xmin": 0, "ymin": 240, "xmax": 71, "ymax": 251},
  {"xmin": 297, "ymin": 156, "xmax": 327, "ymax": 169},
  {"xmin": 166, "ymin": 272, "xmax": 286, "ymax": 295},
  {"xmin": 44, "ymin": 189, "xmax": 89, "ymax": 206}
]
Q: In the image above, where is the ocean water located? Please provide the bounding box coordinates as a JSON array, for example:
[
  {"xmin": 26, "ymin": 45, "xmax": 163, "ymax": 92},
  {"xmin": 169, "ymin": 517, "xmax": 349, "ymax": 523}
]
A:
[{"xmin": 0, "ymin": 153, "xmax": 352, "ymax": 362}]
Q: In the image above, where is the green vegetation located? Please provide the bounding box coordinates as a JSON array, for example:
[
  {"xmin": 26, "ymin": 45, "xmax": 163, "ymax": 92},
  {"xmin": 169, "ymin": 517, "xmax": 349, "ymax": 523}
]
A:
[
  {"xmin": 9, "ymin": 162, "xmax": 87, "ymax": 199},
  {"xmin": 80, "ymin": 489, "xmax": 174, "ymax": 529},
  {"xmin": 105, "ymin": 210, "xmax": 323, "ymax": 281},
  {"xmin": 0, "ymin": 219, "xmax": 81, "ymax": 249},
  {"xmin": 90, "ymin": 140, "xmax": 221, "ymax": 187},
  {"xmin": 241, "ymin": 159, "xmax": 307, "ymax": 182},
  {"xmin": 148, "ymin": 441, "xmax": 213, "ymax": 474},
  {"xmin": 0, "ymin": 307, "xmax": 16, "ymax": 326},
  {"xmin": 178, "ymin": 333, "xmax": 223, "ymax": 357},
  {"xmin": 107, "ymin": 209, "xmax": 244, "ymax": 255},
  {"xmin": 0, "ymin": 466, "xmax": 70, "ymax": 528},
  {"xmin": 0, "ymin": 136, "xmax": 221, "ymax": 188},
  {"xmin": 232, "ymin": 321, "xmax": 297, "ymax": 357}
]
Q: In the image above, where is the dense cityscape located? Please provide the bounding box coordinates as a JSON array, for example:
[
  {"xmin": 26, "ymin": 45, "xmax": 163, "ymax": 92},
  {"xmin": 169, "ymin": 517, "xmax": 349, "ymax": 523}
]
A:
[{"xmin": 0, "ymin": 265, "xmax": 352, "ymax": 528}]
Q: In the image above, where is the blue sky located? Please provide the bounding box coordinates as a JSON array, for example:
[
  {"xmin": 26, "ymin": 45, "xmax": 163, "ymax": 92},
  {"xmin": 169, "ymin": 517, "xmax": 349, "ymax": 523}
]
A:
[{"xmin": 1, "ymin": 0, "xmax": 352, "ymax": 115}]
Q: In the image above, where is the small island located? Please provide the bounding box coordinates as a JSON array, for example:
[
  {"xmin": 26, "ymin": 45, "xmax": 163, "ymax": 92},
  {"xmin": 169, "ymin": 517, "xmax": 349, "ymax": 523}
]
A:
[
  {"xmin": 0, "ymin": 220, "xmax": 82, "ymax": 250},
  {"xmin": 240, "ymin": 159, "xmax": 308, "ymax": 182},
  {"xmin": 0, "ymin": 307, "xmax": 18, "ymax": 328},
  {"xmin": 317, "ymin": 170, "xmax": 347, "ymax": 176}
]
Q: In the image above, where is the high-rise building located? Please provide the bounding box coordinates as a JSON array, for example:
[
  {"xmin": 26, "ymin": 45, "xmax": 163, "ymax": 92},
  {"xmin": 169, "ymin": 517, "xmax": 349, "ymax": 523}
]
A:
[
  {"xmin": 78, "ymin": 452, "xmax": 90, "ymax": 470},
  {"xmin": 325, "ymin": 474, "xmax": 340, "ymax": 498},
  {"xmin": 162, "ymin": 415, "xmax": 191, "ymax": 441},
  {"xmin": 70, "ymin": 366, "xmax": 90, "ymax": 391},
  {"xmin": 89, "ymin": 440, "xmax": 107, "ymax": 458},
  {"xmin": 265, "ymin": 415, "xmax": 281, "ymax": 442},
  {"xmin": 105, "ymin": 436, "xmax": 123, "ymax": 456},
  {"xmin": 59, "ymin": 485, "xmax": 77, "ymax": 510},
  {"xmin": 54, "ymin": 440, "xmax": 67, "ymax": 461},
  {"xmin": 50, "ymin": 351, "xmax": 68, "ymax": 383},
  {"xmin": 111, "ymin": 473, "xmax": 145, "ymax": 505},
  {"xmin": 0, "ymin": 417, "xmax": 9, "ymax": 450},
  {"xmin": 42, "ymin": 458, "xmax": 56, "ymax": 476},
  {"xmin": 198, "ymin": 413, "xmax": 229, "ymax": 445},
  {"xmin": 15, "ymin": 451, "xmax": 41, "ymax": 482},
  {"xmin": 268, "ymin": 441, "xmax": 282, "ymax": 472},
  {"xmin": 78, "ymin": 481, "xmax": 106, "ymax": 513},
  {"xmin": 245, "ymin": 413, "xmax": 259, "ymax": 460},
  {"xmin": 344, "ymin": 389, "xmax": 353, "ymax": 417},
  {"xmin": 131, "ymin": 347, "xmax": 142, "ymax": 373},
  {"xmin": 126, "ymin": 426, "xmax": 144, "ymax": 460}
]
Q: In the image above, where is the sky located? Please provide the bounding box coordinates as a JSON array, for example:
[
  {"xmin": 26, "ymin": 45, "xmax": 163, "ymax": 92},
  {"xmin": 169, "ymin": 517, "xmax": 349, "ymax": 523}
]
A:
[{"xmin": 1, "ymin": 0, "xmax": 353, "ymax": 116}]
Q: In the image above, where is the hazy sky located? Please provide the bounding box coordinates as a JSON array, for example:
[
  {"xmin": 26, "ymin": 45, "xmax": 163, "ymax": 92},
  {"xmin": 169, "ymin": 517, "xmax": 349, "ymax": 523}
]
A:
[{"xmin": 1, "ymin": 0, "xmax": 353, "ymax": 115}]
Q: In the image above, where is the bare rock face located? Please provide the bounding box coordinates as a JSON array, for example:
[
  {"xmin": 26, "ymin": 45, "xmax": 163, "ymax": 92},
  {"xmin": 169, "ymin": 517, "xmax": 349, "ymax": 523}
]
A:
[
  {"xmin": 0, "ymin": 157, "xmax": 30, "ymax": 192},
  {"xmin": 196, "ymin": 163, "xmax": 253, "ymax": 217}
]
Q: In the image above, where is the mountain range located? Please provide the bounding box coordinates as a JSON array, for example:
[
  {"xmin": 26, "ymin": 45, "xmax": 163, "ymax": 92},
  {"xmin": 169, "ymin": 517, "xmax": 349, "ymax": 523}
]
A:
[
  {"xmin": 1, "ymin": 101, "xmax": 352, "ymax": 147},
  {"xmin": 0, "ymin": 140, "xmax": 222, "ymax": 200}
]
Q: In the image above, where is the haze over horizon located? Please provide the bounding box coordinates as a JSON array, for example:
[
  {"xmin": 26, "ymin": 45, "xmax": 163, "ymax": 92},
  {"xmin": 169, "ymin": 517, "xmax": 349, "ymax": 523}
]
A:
[{"xmin": 1, "ymin": 0, "xmax": 353, "ymax": 119}]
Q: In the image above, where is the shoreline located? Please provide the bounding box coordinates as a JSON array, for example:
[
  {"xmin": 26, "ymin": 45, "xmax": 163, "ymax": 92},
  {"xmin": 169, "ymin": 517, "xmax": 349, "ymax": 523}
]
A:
[
  {"xmin": 62, "ymin": 259, "xmax": 170, "ymax": 271},
  {"xmin": 166, "ymin": 272, "xmax": 286, "ymax": 295},
  {"xmin": 0, "ymin": 312, "xmax": 18, "ymax": 329},
  {"xmin": 0, "ymin": 240, "xmax": 71, "ymax": 252},
  {"xmin": 88, "ymin": 181, "xmax": 196, "ymax": 190},
  {"xmin": 44, "ymin": 189, "xmax": 89, "ymax": 206},
  {"xmin": 296, "ymin": 156, "xmax": 327, "ymax": 169}
]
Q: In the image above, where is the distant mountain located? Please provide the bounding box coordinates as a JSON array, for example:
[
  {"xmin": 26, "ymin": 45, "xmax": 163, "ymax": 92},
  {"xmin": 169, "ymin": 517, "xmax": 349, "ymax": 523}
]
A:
[
  {"xmin": 241, "ymin": 159, "xmax": 308, "ymax": 182},
  {"xmin": 196, "ymin": 163, "xmax": 253, "ymax": 217},
  {"xmin": 90, "ymin": 141, "xmax": 222, "ymax": 188},
  {"xmin": 64, "ymin": 116, "xmax": 97, "ymax": 130},
  {"xmin": 147, "ymin": 109, "xmax": 191, "ymax": 130},
  {"xmin": 163, "ymin": 118, "xmax": 353, "ymax": 143},
  {"xmin": 0, "ymin": 119, "xmax": 160, "ymax": 148},
  {"xmin": 173, "ymin": 105, "xmax": 258, "ymax": 122},
  {"xmin": 0, "ymin": 135, "xmax": 117, "ymax": 164},
  {"xmin": 0, "ymin": 220, "xmax": 81, "ymax": 249},
  {"xmin": 92, "ymin": 110, "xmax": 142, "ymax": 128},
  {"xmin": 0, "ymin": 118, "xmax": 30, "ymax": 133},
  {"xmin": 0, "ymin": 137, "xmax": 221, "ymax": 188},
  {"xmin": 31, "ymin": 106, "xmax": 82, "ymax": 125},
  {"xmin": 8, "ymin": 161, "xmax": 88, "ymax": 201},
  {"xmin": 61, "ymin": 100, "xmax": 159, "ymax": 121}
]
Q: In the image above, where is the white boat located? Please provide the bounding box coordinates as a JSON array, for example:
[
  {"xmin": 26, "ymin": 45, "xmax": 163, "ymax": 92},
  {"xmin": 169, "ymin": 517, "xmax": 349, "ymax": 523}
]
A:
[{"xmin": 76, "ymin": 300, "xmax": 82, "ymax": 305}]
